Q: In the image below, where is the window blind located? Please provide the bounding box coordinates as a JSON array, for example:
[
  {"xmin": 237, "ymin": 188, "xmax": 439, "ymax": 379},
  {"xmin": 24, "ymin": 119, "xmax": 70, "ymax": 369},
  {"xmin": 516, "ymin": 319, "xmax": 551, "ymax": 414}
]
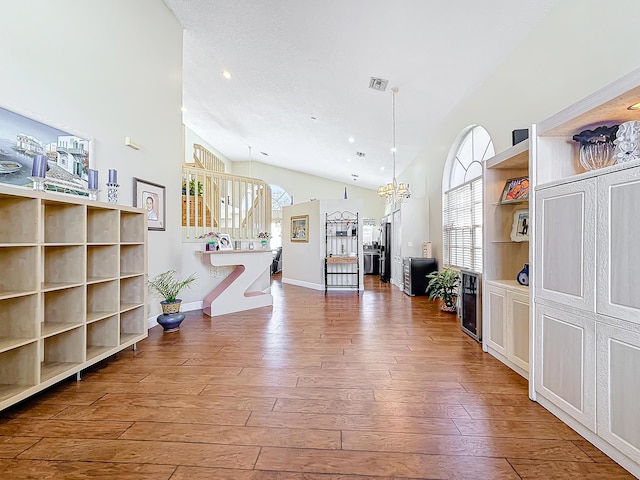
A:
[{"xmin": 443, "ymin": 176, "xmax": 483, "ymax": 272}]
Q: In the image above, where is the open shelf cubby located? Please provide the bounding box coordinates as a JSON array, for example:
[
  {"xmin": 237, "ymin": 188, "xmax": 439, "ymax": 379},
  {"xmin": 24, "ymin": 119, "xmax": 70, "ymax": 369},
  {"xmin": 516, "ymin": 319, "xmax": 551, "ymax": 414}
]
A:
[
  {"xmin": 86, "ymin": 206, "xmax": 119, "ymax": 244},
  {"xmin": 120, "ymin": 211, "xmax": 145, "ymax": 243},
  {"xmin": 0, "ymin": 342, "xmax": 38, "ymax": 407},
  {"xmin": 43, "ymin": 286, "xmax": 85, "ymax": 337},
  {"xmin": 86, "ymin": 315, "xmax": 118, "ymax": 361},
  {"xmin": 87, "ymin": 245, "xmax": 119, "ymax": 282},
  {"xmin": 120, "ymin": 275, "xmax": 145, "ymax": 311},
  {"xmin": 86, "ymin": 280, "xmax": 119, "ymax": 323},
  {"xmin": 40, "ymin": 327, "xmax": 85, "ymax": 383},
  {"xmin": 43, "ymin": 245, "xmax": 85, "ymax": 289},
  {"xmin": 0, "ymin": 294, "xmax": 38, "ymax": 353},
  {"xmin": 0, "ymin": 246, "xmax": 38, "ymax": 297},
  {"xmin": 120, "ymin": 306, "xmax": 145, "ymax": 345},
  {"xmin": 120, "ymin": 244, "xmax": 145, "ymax": 276},
  {"xmin": 0, "ymin": 195, "xmax": 38, "ymax": 244},
  {"xmin": 43, "ymin": 201, "xmax": 85, "ymax": 244}
]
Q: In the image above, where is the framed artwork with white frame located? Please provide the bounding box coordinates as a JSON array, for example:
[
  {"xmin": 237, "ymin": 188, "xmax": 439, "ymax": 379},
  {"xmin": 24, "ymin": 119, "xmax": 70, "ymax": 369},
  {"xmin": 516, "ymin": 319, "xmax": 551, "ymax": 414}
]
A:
[
  {"xmin": 218, "ymin": 233, "xmax": 233, "ymax": 250},
  {"xmin": 510, "ymin": 208, "xmax": 529, "ymax": 242}
]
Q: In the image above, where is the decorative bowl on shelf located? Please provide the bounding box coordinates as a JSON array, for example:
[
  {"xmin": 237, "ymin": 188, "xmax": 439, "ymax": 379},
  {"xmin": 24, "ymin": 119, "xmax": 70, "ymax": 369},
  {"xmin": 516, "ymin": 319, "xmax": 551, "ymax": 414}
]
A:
[
  {"xmin": 572, "ymin": 125, "xmax": 618, "ymax": 171},
  {"xmin": 613, "ymin": 120, "xmax": 640, "ymax": 164}
]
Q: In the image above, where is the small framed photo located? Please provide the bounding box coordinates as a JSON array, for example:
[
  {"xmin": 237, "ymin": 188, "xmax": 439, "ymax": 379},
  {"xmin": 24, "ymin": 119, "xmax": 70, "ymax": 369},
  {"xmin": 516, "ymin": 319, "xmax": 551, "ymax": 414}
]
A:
[
  {"xmin": 500, "ymin": 176, "xmax": 529, "ymax": 204},
  {"xmin": 134, "ymin": 178, "xmax": 165, "ymax": 231},
  {"xmin": 218, "ymin": 233, "xmax": 233, "ymax": 250},
  {"xmin": 510, "ymin": 208, "xmax": 530, "ymax": 242},
  {"xmin": 291, "ymin": 215, "xmax": 309, "ymax": 242}
]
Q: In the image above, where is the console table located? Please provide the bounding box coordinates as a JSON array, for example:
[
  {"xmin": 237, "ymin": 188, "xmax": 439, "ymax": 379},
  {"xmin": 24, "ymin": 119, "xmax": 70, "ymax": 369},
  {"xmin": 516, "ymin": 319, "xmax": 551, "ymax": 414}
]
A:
[{"xmin": 201, "ymin": 250, "xmax": 272, "ymax": 316}]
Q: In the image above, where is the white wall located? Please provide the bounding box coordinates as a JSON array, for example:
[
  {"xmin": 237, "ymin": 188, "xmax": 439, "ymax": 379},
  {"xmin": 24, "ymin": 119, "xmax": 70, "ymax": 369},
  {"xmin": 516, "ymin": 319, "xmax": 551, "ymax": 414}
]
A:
[
  {"xmin": 0, "ymin": 0, "xmax": 183, "ymax": 317},
  {"xmin": 399, "ymin": 0, "xmax": 640, "ymax": 267},
  {"xmin": 281, "ymin": 201, "xmax": 322, "ymax": 289}
]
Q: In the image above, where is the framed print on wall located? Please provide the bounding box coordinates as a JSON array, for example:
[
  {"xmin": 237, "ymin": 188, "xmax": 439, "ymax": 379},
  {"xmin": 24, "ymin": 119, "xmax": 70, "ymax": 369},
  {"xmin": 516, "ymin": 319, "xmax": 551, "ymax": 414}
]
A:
[
  {"xmin": 0, "ymin": 105, "xmax": 92, "ymax": 196},
  {"xmin": 291, "ymin": 215, "xmax": 309, "ymax": 242},
  {"xmin": 134, "ymin": 178, "xmax": 165, "ymax": 231},
  {"xmin": 500, "ymin": 176, "xmax": 529, "ymax": 204}
]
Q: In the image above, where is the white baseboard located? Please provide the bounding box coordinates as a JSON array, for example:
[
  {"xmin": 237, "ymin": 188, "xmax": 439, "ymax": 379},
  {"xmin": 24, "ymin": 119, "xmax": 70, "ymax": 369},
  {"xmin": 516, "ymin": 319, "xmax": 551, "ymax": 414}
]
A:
[{"xmin": 281, "ymin": 277, "xmax": 324, "ymax": 291}]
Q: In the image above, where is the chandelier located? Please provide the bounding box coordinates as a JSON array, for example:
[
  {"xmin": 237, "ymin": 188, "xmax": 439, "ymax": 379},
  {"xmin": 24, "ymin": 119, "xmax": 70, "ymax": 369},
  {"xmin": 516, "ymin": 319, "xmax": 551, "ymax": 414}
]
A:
[{"xmin": 378, "ymin": 87, "xmax": 410, "ymax": 204}]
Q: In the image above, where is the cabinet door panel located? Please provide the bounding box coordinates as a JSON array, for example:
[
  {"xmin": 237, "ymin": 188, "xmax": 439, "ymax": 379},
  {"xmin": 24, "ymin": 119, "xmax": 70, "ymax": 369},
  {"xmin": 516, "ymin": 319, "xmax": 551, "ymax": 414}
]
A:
[
  {"xmin": 597, "ymin": 166, "xmax": 640, "ymax": 324},
  {"xmin": 535, "ymin": 304, "xmax": 596, "ymax": 432},
  {"xmin": 507, "ymin": 290, "xmax": 529, "ymax": 372},
  {"xmin": 597, "ymin": 322, "xmax": 640, "ymax": 461},
  {"xmin": 484, "ymin": 284, "xmax": 506, "ymax": 355},
  {"xmin": 535, "ymin": 179, "xmax": 596, "ymax": 312}
]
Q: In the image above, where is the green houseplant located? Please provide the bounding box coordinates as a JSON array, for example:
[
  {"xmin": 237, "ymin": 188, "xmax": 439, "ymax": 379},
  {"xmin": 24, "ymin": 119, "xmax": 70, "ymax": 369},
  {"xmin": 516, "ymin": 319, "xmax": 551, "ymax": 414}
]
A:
[
  {"xmin": 426, "ymin": 268, "xmax": 460, "ymax": 312},
  {"xmin": 147, "ymin": 270, "xmax": 197, "ymax": 314}
]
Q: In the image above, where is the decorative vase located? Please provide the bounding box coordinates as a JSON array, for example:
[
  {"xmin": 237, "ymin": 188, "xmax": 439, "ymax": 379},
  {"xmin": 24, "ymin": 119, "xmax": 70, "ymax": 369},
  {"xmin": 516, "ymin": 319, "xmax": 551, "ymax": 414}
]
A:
[
  {"xmin": 613, "ymin": 120, "xmax": 640, "ymax": 164},
  {"xmin": 156, "ymin": 312, "xmax": 186, "ymax": 332},
  {"xmin": 572, "ymin": 125, "xmax": 618, "ymax": 171},
  {"xmin": 516, "ymin": 263, "xmax": 529, "ymax": 286},
  {"xmin": 160, "ymin": 299, "xmax": 182, "ymax": 314},
  {"xmin": 440, "ymin": 297, "xmax": 457, "ymax": 313}
]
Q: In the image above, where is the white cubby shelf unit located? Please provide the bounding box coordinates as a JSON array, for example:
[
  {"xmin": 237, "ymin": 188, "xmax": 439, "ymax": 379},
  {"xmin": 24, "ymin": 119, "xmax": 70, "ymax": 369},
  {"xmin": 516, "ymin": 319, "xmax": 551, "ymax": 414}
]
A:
[{"xmin": 0, "ymin": 184, "xmax": 147, "ymax": 411}]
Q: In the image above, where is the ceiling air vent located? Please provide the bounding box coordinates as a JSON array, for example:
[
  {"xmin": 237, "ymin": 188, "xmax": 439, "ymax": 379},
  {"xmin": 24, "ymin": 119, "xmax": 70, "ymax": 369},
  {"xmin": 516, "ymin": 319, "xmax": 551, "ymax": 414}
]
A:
[
  {"xmin": 369, "ymin": 77, "xmax": 388, "ymax": 91},
  {"xmin": 356, "ymin": 151, "xmax": 365, "ymax": 157}
]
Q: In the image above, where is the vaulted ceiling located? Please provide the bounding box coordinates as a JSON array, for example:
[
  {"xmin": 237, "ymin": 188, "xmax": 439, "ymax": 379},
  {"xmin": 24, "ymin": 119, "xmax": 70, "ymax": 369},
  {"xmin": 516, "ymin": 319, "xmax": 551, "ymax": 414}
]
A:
[{"xmin": 164, "ymin": 0, "xmax": 559, "ymax": 190}]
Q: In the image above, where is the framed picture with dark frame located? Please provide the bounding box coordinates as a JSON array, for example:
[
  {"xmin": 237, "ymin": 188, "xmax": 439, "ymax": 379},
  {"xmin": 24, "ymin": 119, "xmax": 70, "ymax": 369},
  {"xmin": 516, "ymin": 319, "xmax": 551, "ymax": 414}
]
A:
[
  {"xmin": 291, "ymin": 215, "xmax": 309, "ymax": 242},
  {"xmin": 134, "ymin": 178, "xmax": 165, "ymax": 231},
  {"xmin": 500, "ymin": 176, "xmax": 529, "ymax": 204}
]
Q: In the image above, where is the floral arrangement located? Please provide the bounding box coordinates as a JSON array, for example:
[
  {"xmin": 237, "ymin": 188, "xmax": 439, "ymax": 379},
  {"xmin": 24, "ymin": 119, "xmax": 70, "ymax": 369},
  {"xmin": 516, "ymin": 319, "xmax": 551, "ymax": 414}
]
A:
[
  {"xmin": 258, "ymin": 232, "xmax": 271, "ymax": 239},
  {"xmin": 197, "ymin": 231, "xmax": 220, "ymax": 240}
]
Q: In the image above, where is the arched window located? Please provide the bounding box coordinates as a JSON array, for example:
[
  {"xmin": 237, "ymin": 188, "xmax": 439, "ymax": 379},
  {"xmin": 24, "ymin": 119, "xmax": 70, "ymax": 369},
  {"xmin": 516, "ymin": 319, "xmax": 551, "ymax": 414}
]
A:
[
  {"xmin": 442, "ymin": 125, "xmax": 494, "ymax": 272},
  {"xmin": 269, "ymin": 184, "xmax": 291, "ymax": 249}
]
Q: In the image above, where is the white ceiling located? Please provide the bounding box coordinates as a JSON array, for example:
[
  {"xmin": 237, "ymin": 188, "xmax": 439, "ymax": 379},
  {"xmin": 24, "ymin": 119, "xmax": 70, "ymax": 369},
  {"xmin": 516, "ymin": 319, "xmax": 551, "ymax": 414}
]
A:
[{"xmin": 164, "ymin": 0, "xmax": 558, "ymax": 190}]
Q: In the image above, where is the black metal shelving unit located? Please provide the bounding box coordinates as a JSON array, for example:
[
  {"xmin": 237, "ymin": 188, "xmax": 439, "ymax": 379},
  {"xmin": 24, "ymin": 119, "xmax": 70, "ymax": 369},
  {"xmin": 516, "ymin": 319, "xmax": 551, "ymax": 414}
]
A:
[{"xmin": 325, "ymin": 211, "xmax": 359, "ymax": 294}]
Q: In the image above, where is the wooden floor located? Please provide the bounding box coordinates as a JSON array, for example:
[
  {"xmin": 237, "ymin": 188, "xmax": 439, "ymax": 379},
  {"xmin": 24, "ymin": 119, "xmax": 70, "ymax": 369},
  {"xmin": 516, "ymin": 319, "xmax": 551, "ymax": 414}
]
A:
[{"xmin": 0, "ymin": 275, "xmax": 634, "ymax": 479}]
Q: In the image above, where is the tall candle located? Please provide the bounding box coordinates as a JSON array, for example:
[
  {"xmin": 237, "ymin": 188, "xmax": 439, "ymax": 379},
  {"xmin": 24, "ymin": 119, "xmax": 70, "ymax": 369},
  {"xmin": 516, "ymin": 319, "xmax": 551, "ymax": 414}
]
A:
[
  {"xmin": 31, "ymin": 155, "xmax": 47, "ymax": 178},
  {"xmin": 108, "ymin": 168, "xmax": 117, "ymax": 184},
  {"xmin": 88, "ymin": 169, "xmax": 98, "ymax": 189}
]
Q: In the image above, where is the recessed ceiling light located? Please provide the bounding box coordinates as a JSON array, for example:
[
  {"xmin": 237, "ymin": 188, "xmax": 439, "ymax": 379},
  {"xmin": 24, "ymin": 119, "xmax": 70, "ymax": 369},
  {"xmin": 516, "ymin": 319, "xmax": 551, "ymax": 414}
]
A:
[
  {"xmin": 627, "ymin": 102, "xmax": 640, "ymax": 110},
  {"xmin": 390, "ymin": 147, "xmax": 397, "ymax": 152},
  {"xmin": 346, "ymin": 158, "xmax": 351, "ymax": 162},
  {"xmin": 261, "ymin": 152, "xmax": 268, "ymax": 156},
  {"xmin": 222, "ymin": 70, "xmax": 232, "ymax": 79},
  {"xmin": 380, "ymin": 166, "xmax": 385, "ymax": 171},
  {"xmin": 310, "ymin": 116, "xmax": 317, "ymax": 120},
  {"xmin": 348, "ymin": 137, "xmax": 355, "ymax": 143},
  {"xmin": 180, "ymin": 106, "xmax": 187, "ymax": 112}
]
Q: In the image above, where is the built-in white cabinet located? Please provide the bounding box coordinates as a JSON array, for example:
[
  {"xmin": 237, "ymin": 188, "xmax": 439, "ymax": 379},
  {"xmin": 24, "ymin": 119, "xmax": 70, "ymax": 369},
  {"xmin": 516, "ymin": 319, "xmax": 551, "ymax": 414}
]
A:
[
  {"xmin": 534, "ymin": 177, "xmax": 596, "ymax": 312},
  {"xmin": 0, "ymin": 185, "xmax": 148, "ymax": 412},
  {"xmin": 595, "ymin": 166, "xmax": 640, "ymax": 325},
  {"xmin": 532, "ymin": 67, "xmax": 640, "ymax": 477},
  {"xmin": 484, "ymin": 281, "xmax": 529, "ymax": 378},
  {"xmin": 482, "ymin": 141, "xmax": 530, "ymax": 379},
  {"xmin": 596, "ymin": 322, "xmax": 640, "ymax": 462}
]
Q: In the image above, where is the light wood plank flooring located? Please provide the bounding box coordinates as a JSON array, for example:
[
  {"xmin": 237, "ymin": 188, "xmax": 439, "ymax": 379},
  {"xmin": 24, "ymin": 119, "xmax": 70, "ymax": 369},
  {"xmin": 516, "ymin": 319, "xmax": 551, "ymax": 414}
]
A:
[{"xmin": 0, "ymin": 275, "xmax": 634, "ymax": 479}]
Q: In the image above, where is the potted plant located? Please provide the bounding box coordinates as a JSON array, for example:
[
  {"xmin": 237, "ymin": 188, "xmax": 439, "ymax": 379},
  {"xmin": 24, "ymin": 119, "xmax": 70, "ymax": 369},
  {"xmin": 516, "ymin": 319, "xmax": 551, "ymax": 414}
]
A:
[
  {"xmin": 147, "ymin": 270, "xmax": 197, "ymax": 332},
  {"xmin": 426, "ymin": 268, "xmax": 460, "ymax": 312}
]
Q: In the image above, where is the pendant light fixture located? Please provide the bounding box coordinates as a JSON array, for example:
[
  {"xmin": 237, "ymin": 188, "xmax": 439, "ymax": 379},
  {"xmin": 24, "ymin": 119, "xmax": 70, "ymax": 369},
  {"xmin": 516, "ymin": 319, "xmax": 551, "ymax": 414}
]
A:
[{"xmin": 378, "ymin": 87, "xmax": 410, "ymax": 204}]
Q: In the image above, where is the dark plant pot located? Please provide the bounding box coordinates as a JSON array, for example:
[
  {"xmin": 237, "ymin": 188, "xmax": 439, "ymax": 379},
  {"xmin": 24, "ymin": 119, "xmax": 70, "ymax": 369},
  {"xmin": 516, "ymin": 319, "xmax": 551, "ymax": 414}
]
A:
[
  {"xmin": 161, "ymin": 299, "xmax": 182, "ymax": 314},
  {"xmin": 156, "ymin": 312, "xmax": 186, "ymax": 332}
]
